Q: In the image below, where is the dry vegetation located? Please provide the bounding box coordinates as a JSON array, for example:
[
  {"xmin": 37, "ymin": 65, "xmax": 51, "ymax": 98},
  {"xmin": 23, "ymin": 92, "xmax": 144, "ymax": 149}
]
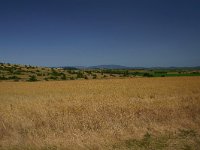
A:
[
  {"xmin": 0, "ymin": 77, "xmax": 200, "ymax": 149},
  {"xmin": 0, "ymin": 63, "xmax": 123, "ymax": 81},
  {"xmin": 1, "ymin": 63, "xmax": 200, "ymax": 82}
]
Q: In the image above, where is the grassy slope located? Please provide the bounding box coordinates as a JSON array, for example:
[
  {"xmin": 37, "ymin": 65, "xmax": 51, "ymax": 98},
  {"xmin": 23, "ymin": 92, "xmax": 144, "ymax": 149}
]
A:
[
  {"xmin": 0, "ymin": 77, "xmax": 200, "ymax": 149},
  {"xmin": 1, "ymin": 63, "xmax": 200, "ymax": 82}
]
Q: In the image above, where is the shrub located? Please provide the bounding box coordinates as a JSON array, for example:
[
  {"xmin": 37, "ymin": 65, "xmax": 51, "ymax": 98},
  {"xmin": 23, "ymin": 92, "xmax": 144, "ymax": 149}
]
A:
[
  {"xmin": 92, "ymin": 74, "xmax": 97, "ymax": 79},
  {"xmin": 84, "ymin": 75, "xmax": 88, "ymax": 79},
  {"xmin": 77, "ymin": 71, "xmax": 84, "ymax": 78},
  {"xmin": 28, "ymin": 75, "xmax": 37, "ymax": 82},
  {"xmin": 37, "ymin": 73, "xmax": 42, "ymax": 76},
  {"xmin": 143, "ymin": 73, "xmax": 153, "ymax": 77},
  {"xmin": 61, "ymin": 74, "xmax": 67, "ymax": 80},
  {"xmin": 8, "ymin": 76, "xmax": 21, "ymax": 80},
  {"xmin": 85, "ymin": 71, "xmax": 92, "ymax": 74},
  {"xmin": 51, "ymin": 69, "xmax": 61, "ymax": 76},
  {"xmin": 123, "ymin": 70, "xmax": 129, "ymax": 77},
  {"xmin": 44, "ymin": 77, "xmax": 49, "ymax": 81},
  {"xmin": 0, "ymin": 76, "xmax": 8, "ymax": 80},
  {"xmin": 13, "ymin": 70, "xmax": 22, "ymax": 75},
  {"xmin": 70, "ymin": 77, "xmax": 75, "ymax": 80},
  {"xmin": 68, "ymin": 70, "xmax": 77, "ymax": 74},
  {"xmin": 50, "ymin": 76, "xmax": 58, "ymax": 80}
]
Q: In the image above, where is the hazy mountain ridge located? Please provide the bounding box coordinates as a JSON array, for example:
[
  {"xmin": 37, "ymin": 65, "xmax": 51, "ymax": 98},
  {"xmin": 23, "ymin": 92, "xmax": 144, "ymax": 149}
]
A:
[
  {"xmin": 1, "ymin": 62, "xmax": 200, "ymax": 70},
  {"xmin": 60, "ymin": 64, "xmax": 200, "ymax": 70}
]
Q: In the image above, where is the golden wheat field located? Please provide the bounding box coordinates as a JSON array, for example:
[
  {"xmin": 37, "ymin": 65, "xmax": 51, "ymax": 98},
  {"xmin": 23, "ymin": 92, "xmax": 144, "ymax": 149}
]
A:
[{"xmin": 0, "ymin": 77, "xmax": 200, "ymax": 150}]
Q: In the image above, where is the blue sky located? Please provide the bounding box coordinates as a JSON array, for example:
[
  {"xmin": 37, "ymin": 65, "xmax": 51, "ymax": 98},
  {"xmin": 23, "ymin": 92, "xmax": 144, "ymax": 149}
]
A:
[{"xmin": 0, "ymin": 0, "xmax": 200, "ymax": 67}]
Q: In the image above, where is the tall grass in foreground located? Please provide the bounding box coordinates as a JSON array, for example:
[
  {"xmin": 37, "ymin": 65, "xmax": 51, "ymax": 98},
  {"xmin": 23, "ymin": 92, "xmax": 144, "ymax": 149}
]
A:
[{"xmin": 0, "ymin": 77, "xmax": 200, "ymax": 149}]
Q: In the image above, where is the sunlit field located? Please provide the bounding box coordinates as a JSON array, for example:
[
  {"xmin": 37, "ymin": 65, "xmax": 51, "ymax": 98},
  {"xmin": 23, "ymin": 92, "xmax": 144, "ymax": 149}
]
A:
[{"xmin": 0, "ymin": 77, "xmax": 200, "ymax": 149}]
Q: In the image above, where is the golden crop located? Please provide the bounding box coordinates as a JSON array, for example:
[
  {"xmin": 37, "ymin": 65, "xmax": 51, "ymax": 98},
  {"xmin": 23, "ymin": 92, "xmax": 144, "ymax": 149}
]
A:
[{"xmin": 0, "ymin": 77, "xmax": 200, "ymax": 149}]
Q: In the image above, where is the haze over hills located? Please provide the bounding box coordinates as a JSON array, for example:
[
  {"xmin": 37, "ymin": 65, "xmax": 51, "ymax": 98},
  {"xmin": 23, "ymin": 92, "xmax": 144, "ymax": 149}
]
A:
[
  {"xmin": 60, "ymin": 64, "xmax": 200, "ymax": 70},
  {"xmin": 1, "ymin": 62, "xmax": 200, "ymax": 70},
  {"xmin": 88, "ymin": 65, "xmax": 132, "ymax": 69}
]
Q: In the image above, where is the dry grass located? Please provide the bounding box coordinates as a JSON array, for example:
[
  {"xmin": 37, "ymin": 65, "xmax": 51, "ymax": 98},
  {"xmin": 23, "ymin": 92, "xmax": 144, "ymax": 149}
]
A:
[{"xmin": 0, "ymin": 77, "xmax": 200, "ymax": 149}]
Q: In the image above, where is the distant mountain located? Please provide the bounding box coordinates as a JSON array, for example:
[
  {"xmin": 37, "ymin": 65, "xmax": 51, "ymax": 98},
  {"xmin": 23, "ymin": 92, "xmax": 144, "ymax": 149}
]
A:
[
  {"xmin": 58, "ymin": 66, "xmax": 86, "ymax": 69},
  {"xmin": 87, "ymin": 65, "xmax": 200, "ymax": 70},
  {"xmin": 62, "ymin": 66, "xmax": 79, "ymax": 70},
  {"xmin": 88, "ymin": 65, "xmax": 132, "ymax": 69},
  {"xmin": 59, "ymin": 65, "xmax": 132, "ymax": 69},
  {"xmin": 59, "ymin": 65, "xmax": 200, "ymax": 70}
]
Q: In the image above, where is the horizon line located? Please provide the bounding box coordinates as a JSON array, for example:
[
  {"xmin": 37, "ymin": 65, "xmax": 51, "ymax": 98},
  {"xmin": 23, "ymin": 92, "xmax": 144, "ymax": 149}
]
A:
[{"xmin": 1, "ymin": 62, "xmax": 200, "ymax": 69}]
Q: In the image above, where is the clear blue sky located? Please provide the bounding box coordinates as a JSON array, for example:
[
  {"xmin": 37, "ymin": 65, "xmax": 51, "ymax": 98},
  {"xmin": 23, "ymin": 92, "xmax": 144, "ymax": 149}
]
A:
[{"xmin": 0, "ymin": 0, "xmax": 200, "ymax": 67}]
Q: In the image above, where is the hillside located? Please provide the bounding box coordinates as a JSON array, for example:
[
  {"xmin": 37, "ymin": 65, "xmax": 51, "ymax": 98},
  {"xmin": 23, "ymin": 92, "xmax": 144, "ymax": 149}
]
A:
[
  {"xmin": 1, "ymin": 63, "xmax": 200, "ymax": 82},
  {"xmin": 0, "ymin": 63, "xmax": 122, "ymax": 81}
]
